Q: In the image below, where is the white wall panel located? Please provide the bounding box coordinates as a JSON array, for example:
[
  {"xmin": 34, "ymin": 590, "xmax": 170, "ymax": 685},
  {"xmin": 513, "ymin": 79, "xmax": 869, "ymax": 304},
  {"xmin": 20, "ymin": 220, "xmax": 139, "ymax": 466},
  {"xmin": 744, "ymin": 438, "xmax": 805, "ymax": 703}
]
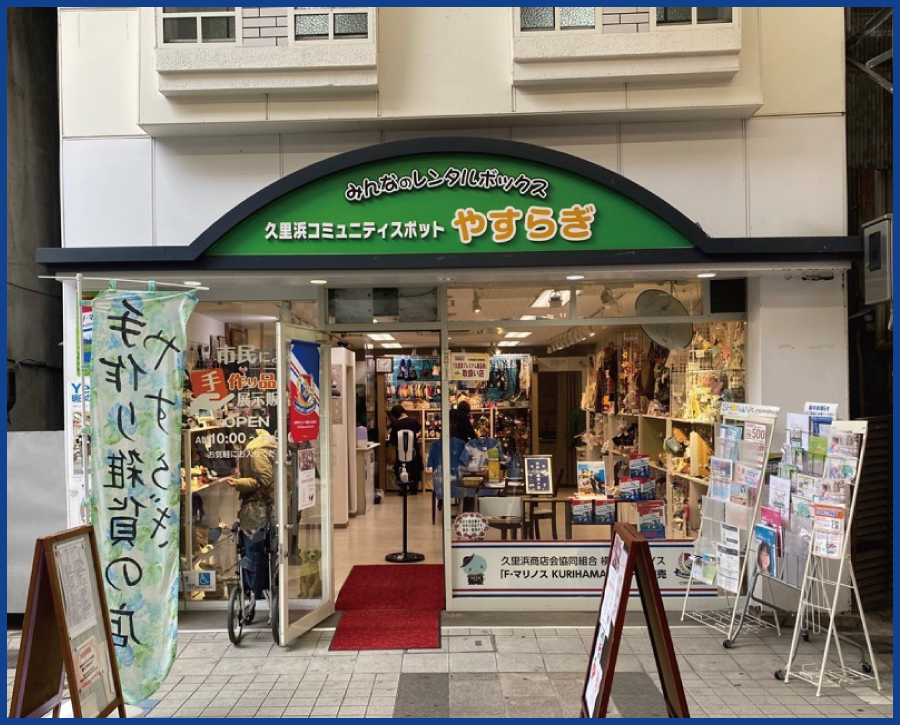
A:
[
  {"xmin": 62, "ymin": 138, "xmax": 152, "ymax": 247},
  {"xmin": 747, "ymin": 115, "xmax": 846, "ymax": 237},
  {"xmin": 282, "ymin": 132, "xmax": 382, "ymax": 176},
  {"xmin": 154, "ymin": 136, "xmax": 281, "ymax": 246},
  {"xmin": 59, "ymin": 9, "xmax": 144, "ymax": 138},
  {"xmin": 620, "ymin": 120, "xmax": 746, "ymax": 237},
  {"xmin": 511, "ymin": 125, "xmax": 619, "ymax": 173}
]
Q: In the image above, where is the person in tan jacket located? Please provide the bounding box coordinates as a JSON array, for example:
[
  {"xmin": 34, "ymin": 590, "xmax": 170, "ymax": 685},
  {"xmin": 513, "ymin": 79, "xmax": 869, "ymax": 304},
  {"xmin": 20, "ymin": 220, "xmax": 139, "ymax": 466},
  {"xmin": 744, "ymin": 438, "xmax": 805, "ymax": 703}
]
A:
[{"xmin": 227, "ymin": 429, "xmax": 277, "ymax": 532}]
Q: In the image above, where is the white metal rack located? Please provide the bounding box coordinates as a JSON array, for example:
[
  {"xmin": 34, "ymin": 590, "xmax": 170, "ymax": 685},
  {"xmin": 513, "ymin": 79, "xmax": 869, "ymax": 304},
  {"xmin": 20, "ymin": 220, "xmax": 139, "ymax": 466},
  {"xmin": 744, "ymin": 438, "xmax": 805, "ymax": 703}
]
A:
[
  {"xmin": 777, "ymin": 419, "xmax": 881, "ymax": 696},
  {"xmin": 680, "ymin": 402, "xmax": 781, "ymax": 641}
]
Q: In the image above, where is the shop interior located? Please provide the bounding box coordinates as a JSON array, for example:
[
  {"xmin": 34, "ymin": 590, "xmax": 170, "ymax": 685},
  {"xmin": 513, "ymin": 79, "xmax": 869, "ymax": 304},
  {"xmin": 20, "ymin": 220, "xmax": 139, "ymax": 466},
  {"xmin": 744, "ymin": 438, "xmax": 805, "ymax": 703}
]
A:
[{"xmin": 176, "ymin": 277, "xmax": 744, "ymax": 606}]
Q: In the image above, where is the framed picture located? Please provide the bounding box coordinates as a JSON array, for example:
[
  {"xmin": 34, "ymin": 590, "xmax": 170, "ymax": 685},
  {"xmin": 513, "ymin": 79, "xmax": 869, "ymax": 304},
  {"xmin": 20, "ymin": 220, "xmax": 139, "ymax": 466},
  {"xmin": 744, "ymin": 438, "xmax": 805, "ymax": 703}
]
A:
[
  {"xmin": 375, "ymin": 357, "xmax": 394, "ymax": 374},
  {"xmin": 524, "ymin": 455, "xmax": 553, "ymax": 495}
]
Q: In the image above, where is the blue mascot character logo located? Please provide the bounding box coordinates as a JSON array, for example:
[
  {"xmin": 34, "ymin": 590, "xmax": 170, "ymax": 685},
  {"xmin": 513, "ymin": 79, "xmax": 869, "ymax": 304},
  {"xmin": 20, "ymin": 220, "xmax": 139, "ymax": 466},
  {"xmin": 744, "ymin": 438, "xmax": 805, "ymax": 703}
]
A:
[{"xmin": 461, "ymin": 554, "xmax": 487, "ymax": 586}]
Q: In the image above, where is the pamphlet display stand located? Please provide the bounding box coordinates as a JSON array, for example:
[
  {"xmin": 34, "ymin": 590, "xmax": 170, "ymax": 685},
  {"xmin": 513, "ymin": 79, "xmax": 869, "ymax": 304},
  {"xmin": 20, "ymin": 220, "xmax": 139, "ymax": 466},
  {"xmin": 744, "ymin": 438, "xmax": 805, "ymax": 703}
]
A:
[
  {"xmin": 776, "ymin": 419, "xmax": 881, "ymax": 696},
  {"xmin": 680, "ymin": 403, "xmax": 780, "ymax": 644},
  {"xmin": 9, "ymin": 526, "xmax": 126, "ymax": 719},
  {"xmin": 581, "ymin": 523, "xmax": 689, "ymax": 719}
]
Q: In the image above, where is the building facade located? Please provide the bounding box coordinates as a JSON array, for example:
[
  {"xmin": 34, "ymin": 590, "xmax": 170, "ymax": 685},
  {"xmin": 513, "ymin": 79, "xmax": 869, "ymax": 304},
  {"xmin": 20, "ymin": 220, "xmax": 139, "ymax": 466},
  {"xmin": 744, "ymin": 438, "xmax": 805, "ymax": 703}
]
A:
[{"xmin": 44, "ymin": 7, "xmax": 857, "ymax": 632}]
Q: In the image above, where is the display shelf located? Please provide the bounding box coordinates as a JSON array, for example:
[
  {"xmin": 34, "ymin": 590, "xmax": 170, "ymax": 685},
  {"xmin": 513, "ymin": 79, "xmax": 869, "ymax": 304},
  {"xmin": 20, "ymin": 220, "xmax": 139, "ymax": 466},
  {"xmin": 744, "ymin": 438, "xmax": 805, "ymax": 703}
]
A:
[{"xmin": 670, "ymin": 471, "xmax": 709, "ymax": 487}]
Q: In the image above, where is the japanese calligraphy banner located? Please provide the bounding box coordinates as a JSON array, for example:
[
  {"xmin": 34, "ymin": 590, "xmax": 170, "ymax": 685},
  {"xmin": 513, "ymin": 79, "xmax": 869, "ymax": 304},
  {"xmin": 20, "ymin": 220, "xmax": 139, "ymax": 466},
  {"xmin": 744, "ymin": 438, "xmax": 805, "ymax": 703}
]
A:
[
  {"xmin": 451, "ymin": 541, "xmax": 718, "ymax": 599},
  {"xmin": 289, "ymin": 340, "xmax": 321, "ymax": 443},
  {"xmin": 90, "ymin": 289, "xmax": 196, "ymax": 703}
]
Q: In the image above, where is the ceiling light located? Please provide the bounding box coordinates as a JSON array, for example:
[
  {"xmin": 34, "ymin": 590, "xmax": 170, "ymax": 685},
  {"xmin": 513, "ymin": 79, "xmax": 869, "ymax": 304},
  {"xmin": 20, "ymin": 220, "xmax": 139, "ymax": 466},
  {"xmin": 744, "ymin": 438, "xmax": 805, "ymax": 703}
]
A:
[
  {"xmin": 519, "ymin": 315, "xmax": 537, "ymax": 321},
  {"xmin": 498, "ymin": 340, "xmax": 520, "ymax": 347},
  {"xmin": 532, "ymin": 289, "xmax": 572, "ymax": 308},
  {"xmin": 473, "ymin": 292, "xmax": 482, "ymax": 314},
  {"xmin": 566, "ymin": 274, "xmax": 585, "ymax": 281},
  {"xmin": 504, "ymin": 331, "xmax": 532, "ymax": 339},
  {"xmin": 589, "ymin": 328, "xmax": 596, "ymax": 338},
  {"xmin": 697, "ymin": 272, "xmax": 717, "ymax": 279},
  {"xmin": 372, "ymin": 318, "xmax": 378, "ymax": 323},
  {"xmin": 380, "ymin": 342, "xmax": 403, "ymax": 349},
  {"xmin": 184, "ymin": 281, "xmax": 202, "ymax": 286},
  {"xmin": 310, "ymin": 279, "xmax": 328, "ymax": 285},
  {"xmin": 368, "ymin": 333, "xmax": 396, "ymax": 341},
  {"xmin": 365, "ymin": 342, "xmax": 374, "ymax": 350},
  {"xmin": 436, "ymin": 276, "xmax": 455, "ymax": 282}
]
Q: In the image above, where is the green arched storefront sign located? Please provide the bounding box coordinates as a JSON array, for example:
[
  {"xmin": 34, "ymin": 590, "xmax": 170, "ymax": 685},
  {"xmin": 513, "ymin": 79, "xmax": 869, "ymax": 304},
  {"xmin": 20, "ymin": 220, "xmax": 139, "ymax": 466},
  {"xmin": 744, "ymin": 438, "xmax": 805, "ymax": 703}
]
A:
[{"xmin": 37, "ymin": 137, "xmax": 859, "ymax": 272}]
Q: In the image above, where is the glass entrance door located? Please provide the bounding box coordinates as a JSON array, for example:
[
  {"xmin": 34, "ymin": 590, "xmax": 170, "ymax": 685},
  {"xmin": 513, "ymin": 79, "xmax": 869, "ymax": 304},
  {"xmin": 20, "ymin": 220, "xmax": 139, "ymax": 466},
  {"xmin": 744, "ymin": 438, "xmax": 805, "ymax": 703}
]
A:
[{"xmin": 275, "ymin": 323, "xmax": 334, "ymax": 645}]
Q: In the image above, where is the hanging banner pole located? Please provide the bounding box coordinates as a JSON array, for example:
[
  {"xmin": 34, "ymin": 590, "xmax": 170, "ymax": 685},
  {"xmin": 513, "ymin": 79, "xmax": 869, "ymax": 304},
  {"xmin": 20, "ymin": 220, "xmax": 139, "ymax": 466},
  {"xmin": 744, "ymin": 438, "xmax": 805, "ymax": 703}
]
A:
[{"xmin": 76, "ymin": 273, "xmax": 90, "ymax": 526}]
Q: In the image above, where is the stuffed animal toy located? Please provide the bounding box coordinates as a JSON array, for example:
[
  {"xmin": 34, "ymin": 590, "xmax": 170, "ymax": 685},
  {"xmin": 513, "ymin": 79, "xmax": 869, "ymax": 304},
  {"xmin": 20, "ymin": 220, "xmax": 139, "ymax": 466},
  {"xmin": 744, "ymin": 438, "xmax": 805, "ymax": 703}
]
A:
[{"xmin": 297, "ymin": 548, "xmax": 323, "ymax": 599}]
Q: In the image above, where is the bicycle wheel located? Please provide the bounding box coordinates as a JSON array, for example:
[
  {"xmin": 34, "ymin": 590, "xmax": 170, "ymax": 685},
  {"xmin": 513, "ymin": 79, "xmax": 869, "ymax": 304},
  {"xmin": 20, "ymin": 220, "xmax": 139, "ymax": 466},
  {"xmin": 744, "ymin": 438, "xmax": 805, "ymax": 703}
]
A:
[{"xmin": 228, "ymin": 586, "xmax": 243, "ymax": 645}]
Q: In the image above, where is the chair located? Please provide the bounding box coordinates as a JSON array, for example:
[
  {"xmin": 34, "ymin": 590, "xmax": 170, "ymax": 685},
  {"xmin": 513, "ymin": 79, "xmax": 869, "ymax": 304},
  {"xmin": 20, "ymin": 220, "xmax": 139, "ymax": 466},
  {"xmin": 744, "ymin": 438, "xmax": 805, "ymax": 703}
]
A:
[
  {"xmin": 478, "ymin": 496, "xmax": 525, "ymax": 540},
  {"xmin": 427, "ymin": 438, "xmax": 469, "ymax": 524},
  {"xmin": 530, "ymin": 467, "xmax": 564, "ymax": 540}
]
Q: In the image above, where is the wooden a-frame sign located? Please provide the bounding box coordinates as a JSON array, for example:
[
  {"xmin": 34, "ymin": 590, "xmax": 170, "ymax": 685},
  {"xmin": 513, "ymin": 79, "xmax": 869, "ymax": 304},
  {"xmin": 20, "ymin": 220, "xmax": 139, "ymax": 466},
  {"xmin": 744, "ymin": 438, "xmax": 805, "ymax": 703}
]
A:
[
  {"xmin": 581, "ymin": 523, "xmax": 690, "ymax": 718},
  {"xmin": 9, "ymin": 526, "xmax": 126, "ymax": 718}
]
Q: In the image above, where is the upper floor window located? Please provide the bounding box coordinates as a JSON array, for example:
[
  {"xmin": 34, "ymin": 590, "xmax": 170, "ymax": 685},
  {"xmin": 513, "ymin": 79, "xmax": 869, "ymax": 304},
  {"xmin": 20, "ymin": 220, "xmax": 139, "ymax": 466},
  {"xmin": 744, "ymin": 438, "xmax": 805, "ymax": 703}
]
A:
[
  {"xmin": 294, "ymin": 7, "xmax": 369, "ymax": 41},
  {"xmin": 162, "ymin": 7, "xmax": 237, "ymax": 44},
  {"xmin": 518, "ymin": 7, "xmax": 734, "ymax": 33},
  {"xmin": 656, "ymin": 7, "xmax": 732, "ymax": 26},
  {"xmin": 520, "ymin": 7, "xmax": 596, "ymax": 32}
]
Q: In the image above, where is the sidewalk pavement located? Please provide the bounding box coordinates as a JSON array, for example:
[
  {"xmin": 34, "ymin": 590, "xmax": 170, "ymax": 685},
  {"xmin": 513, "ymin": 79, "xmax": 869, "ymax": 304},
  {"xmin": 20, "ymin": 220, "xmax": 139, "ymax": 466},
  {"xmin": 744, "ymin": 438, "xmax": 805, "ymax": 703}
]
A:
[{"xmin": 7, "ymin": 624, "xmax": 893, "ymax": 718}]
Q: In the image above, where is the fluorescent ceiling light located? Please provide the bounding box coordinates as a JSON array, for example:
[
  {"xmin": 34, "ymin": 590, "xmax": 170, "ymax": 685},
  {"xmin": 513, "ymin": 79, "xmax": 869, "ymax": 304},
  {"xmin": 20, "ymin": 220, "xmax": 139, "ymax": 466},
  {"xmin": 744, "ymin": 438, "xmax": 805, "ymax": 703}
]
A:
[
  {"xmin": 519, "ymin": 315, "xmax": 537, "ymax": 321},
  {"xmin": 566, "ymin": 274, "xmax": 585, "ymax": 281},
  {"xmin": 498, "ymin": 340, "xmax": 520, "ymax": 347},
  {"xmin": 504, "ymin": 331, "xmax": 532, "ymax": 339},
  {"xmin": 697, "ymin": 272, "xmax": 717, "ymax": 279},
  {"xmin": 184, "ymin": 281, "xmax": 202, "ymax": 286},
  {"xmin": 310, "ymin": 279, "xmax": 328, "ymax": 285},
  {"xmin": 368, "ymin": 333, "xmax": 396, "ymax": 341},
  {"xmin": 380, "ymin": 342, "xmax": 403, "ymax": 349},
  {"xmin": 532, "ymin": 289, "xmax": 572, "ymax": 308}
]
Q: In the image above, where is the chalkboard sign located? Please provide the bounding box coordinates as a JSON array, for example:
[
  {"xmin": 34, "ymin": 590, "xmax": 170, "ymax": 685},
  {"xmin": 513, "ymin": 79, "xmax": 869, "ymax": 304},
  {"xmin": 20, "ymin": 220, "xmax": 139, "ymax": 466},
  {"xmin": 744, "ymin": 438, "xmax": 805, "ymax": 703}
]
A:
[
  {"xmin": 581, "ymin": 523, "xmax": 689, "ymax": 719},
  {"xmin": 9, "ymin": 526, "xmax": 126, "ymax": 718}
]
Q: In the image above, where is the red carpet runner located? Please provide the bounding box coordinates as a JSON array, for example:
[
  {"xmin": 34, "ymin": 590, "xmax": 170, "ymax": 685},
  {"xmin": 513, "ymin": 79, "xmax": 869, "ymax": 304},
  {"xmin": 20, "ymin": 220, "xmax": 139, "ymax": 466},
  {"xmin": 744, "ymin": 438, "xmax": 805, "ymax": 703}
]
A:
[{"xmin": 331, "ymin": 564, "xmax": 445, "ymax": 651}]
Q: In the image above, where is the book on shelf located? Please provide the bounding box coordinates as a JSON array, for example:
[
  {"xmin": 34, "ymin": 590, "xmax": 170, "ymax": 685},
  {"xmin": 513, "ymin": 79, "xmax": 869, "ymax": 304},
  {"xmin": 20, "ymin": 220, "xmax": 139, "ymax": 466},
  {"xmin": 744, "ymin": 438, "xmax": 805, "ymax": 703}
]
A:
[
  {"xmin": 818, "ymin": 477, "xmax": 849, "ymax": 505},
  {"xmin": 828, "ymin": 429, "xmax": 862, "ymax": 458},
  {"xmin": 825, "ymin": 455, "xmax": 859, "ymax": 481},
  {"xmin": 594, "ymin": 500, "xmax": 616, "ymax": 525},
  {"xmin": 754, "ymin": 524, "xmax": 778, "ymax": 577},
  {"xmin": 768, "ymin": 476, "xmax": 791, "ymax": 524},
  {"xmin": 785, "ymin": 412, "xmax": 811, "ymax": 450},
  {"xmin": 717, "ymin": 424, "xmax": 741, "ymax": 460},
  {"xmin": 716, "ymin": 543, "xmax": 741, "ymax": 594},
  {"xmin": 639, "ymin": 480, "xmax": 656, "ymax": 500},
  {"xmin": 734, "ymin": 463, "xmax": 762, "ymax": 489},
  {"xmin": 628, "ymin": 454, "xmax": 650, "ymax": 480},
  {"xmin": 738, "ymin": 439, "xmax": 767, "ymax": 468},
  {"xmin": 570, "ymin": 498, "xmax": 594, "ymax": 525},
  {"xmin": 636, "ymin": 501, "xmax": 665, "ymax": 539},
  {"xmin": 619, "ymin": 479, "xmax": 641, "ymax": 501}
]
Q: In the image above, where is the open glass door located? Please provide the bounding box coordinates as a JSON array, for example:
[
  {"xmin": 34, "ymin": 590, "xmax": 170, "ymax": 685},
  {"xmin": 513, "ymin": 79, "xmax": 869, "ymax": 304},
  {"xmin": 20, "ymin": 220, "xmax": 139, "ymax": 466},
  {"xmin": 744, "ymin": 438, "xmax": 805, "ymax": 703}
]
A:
[{"xmin": 275, "ymin": 322, "xmax": 334, "ymax": 645}]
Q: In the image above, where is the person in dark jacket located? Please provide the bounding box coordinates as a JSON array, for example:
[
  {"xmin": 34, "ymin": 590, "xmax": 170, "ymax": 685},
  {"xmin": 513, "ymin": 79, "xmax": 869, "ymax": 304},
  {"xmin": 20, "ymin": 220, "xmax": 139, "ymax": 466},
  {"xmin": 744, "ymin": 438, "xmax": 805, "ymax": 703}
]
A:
[
  {"xmin": 388, "ymin": 404, "xmax": 423, "ymax": 494},
  {"xmin": 449, "ymin": 400, "xmax": 478, "ymax": 443}
]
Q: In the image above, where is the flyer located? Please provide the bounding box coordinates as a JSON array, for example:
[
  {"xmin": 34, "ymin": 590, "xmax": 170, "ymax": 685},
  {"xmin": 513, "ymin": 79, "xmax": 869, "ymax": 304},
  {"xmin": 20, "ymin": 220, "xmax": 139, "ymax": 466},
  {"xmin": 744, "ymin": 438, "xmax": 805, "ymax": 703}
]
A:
[
  {"xmin": 828, "ymin": 429, "xmax": 862, "ymax": 458},
  {"xmin": 636, "ymin": 501, "xmax": 666, "ymax": 540},
  {"xmin": 74, "ymin": 636, "xmax": 102, "ymax": 693},
  {"xmin": 754, "ymin": 524, "xmax": 778, "ymax": 576},
  {"xmin": 575, "ymin": 461, "xmax": 604, "ymax": 497},
  {"xmin": 716, "ymin": 543, "xmax": 741, "ymax": 594},
  {"xmin": 734, "ymin": 463, "xmax": 762, "ymax": 489},
  {"xmin": 54, "ymin": 539, "xmax": 98, "ymax": 640}
]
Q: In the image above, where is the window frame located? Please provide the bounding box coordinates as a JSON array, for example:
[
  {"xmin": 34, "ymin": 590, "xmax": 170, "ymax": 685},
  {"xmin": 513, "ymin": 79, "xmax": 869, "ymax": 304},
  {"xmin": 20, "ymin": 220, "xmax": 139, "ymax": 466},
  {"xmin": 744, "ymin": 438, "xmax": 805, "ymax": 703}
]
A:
[
  {"xmin": 514, "ymin": 7, "xmax": 735, "ymax": 36},
  {"xmin": 650, "ymin": 7, "xmax": 734, "ymax": 31},
  {"xmin": 158, "ymin": 7, "xmax": 242, "ymax": 46},
  {"xmin": 291, "ymin": 7, "xmax": 374, "ymax": 44}
]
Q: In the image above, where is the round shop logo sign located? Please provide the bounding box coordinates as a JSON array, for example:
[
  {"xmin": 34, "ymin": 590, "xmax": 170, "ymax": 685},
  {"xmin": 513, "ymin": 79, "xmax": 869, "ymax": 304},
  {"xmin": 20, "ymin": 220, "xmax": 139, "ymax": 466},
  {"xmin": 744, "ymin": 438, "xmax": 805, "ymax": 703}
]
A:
[
  {"xmin": 453, "ymin": 513, "xmax": 489, "ymax": 541},
  {"xmin": 294, "ymin": 374, "xmax": 318, "ymax": 415}
]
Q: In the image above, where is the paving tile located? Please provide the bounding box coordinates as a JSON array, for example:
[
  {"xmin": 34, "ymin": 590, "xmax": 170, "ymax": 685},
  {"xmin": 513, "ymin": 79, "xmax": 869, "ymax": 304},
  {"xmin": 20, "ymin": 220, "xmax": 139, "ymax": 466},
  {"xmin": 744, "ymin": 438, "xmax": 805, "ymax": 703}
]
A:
[
  {"xmin": 338, "ymin": 705, "xmax": 367, "ymax": 716},
  {"xmin": 537, "ymin": 637, "xmax": 588, "ymax": 655},
  {"xmin": 449, "ymin": 653, "xmax": 497, "ymax": 673},
  {"xmin": 448, "ymin": 635, "xmax": 495, "ymax": 653},
  {"xmin": 449, "ymin": 675, "xmax": 505, "ymax": 718},
  {"xmin": 542, "ymin": 654, "xmax": 587, "ymax": 673},
  {"xmin": 504, "ymin": 695, "xmax": 563, "ymax": 719},
  {"xmin": 283, "ymin": 705, "xmax": 312, "ymax": 717},
  {"xmin": 498, "ymin": 673, "xmax": 555, "ymax": 698},
  {"xmin": 403, "ymin": 654, "xmax": 450, "ymax": 673},
  {"xmin": 311, "ymin": 705, "xmax": 340, "ymax": 716},
  {"xmin": 494, "ymin": 636, "xmax": 542, "ymax": 654},
  {"xmin": 495, "ymin": 653, "xmax": 546, "ymax": 673},
  {"xmin": 306, "ymin": 656, "xmax": 358, "ymax": 675},
  {"xmin": 354, "ymin": 654, "xmax": 403, "ymax": 674}
]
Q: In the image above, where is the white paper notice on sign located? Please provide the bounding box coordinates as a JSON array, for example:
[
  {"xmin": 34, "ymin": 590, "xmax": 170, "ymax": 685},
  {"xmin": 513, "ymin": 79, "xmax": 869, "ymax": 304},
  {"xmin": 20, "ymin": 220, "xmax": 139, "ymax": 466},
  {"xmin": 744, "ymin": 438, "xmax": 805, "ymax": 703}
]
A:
[
  {"xmin": 74, "ymin": 637, "xmax": 102, "ymax": 693},
  {"xmin": 449, "ymin": 352, "xmax": 490, "ymax": 382},
  {"xmin": 55, "ymin": 539, "xmax": 97, "ymax": 639},
  {"xmin": 297, "ymin": 448, "xmax": 317, "ymax": 511}
]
